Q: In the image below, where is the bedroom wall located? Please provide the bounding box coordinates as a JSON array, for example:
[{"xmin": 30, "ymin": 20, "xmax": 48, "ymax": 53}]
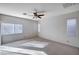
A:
[
  {"xmin": 0, "ymin": 22, "xmax": 1, "ymax": 45},
  {"xmin": 0, "ymin": 14, "xmax": 38, "ymax": 44},
  {"xmin": 39, "ymin": 11, "xmax": 79, "ymax": 48}
]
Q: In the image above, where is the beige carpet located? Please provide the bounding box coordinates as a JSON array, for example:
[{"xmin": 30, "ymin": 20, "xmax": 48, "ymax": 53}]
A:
[{"xmin": 1, "ymin": 37, "xmax": 79, "ymax": 55}]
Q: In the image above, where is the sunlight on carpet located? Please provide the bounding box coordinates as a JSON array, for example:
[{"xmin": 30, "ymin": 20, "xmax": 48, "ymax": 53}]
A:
[
  {"xmin": 0, "ymin": 46, "xmax": 47, "ymax": 55},
  {"xmin": 20, "ymin": 41, "xmax": 49, "ymax": 48}
]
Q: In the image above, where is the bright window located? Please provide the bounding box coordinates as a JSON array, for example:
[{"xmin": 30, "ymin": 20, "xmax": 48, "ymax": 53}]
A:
[
  {"xmin": 1, "ymin": 23, "xmax": 14, "ymax": 35},
  {"xmin": 67, "ymin": 18, "xmax": 76, "ymax": 37},
  {"xmin": 14, "ymin": 24, "xmax": 23, "ymax": 33},
  {"xmin": 1, "ymin": 23, "xmax": 23, "ymax": 35}
]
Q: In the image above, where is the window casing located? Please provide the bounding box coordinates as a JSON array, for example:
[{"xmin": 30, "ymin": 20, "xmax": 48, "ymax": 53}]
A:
[
  {"xmin": 67, "ymin": 18, "xmax": 76, "ymax": 37},
  {"xmin": 1, "ymin": 23, "xmax": 23, "ymax": 35}
]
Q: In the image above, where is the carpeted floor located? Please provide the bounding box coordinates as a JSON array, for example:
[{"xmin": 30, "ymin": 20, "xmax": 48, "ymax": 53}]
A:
[{"xmin": 0, "ymin": 37, "xmax": 79, "ymax": 55}]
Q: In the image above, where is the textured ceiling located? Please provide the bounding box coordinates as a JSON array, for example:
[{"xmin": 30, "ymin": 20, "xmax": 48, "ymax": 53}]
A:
[{"xmin": 0, "ymin": 3, "xmax": 79, "ymax": 20}]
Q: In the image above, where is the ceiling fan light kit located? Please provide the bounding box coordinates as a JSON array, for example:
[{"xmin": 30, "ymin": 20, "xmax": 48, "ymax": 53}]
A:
[{"xmin": 23, "ymin": 8, "xmax": 45, "ymax": 19}]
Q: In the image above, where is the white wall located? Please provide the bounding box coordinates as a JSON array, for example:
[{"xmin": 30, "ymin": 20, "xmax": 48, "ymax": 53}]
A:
[
  {"xmin": 0, "ymin": 14, "xmax": 38, "ymax": 44},
  {"xmin": 0, "ymin": 21, "xmax": 1, "ymax": 45},
  {"xmin": 39, "ymin": 11, "xmax": 79, "ymax": 48}
]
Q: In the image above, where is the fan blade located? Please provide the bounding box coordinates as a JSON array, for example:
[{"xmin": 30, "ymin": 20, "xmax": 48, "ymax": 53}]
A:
[
  {"xmin": 38, "ymin": 14, "xmax": 44, "ymax": 16},
  {"xmin": 33, "ymin": 16, "xmax": 38, "ymax": 19},
  {"xmin": 38, "ymin": 16, "xmax": 41, "ymax": 19}
]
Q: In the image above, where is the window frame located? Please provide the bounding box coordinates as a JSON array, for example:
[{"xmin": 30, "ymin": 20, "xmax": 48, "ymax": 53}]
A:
[
  {"xmin": 67, "ymin": 18, "xmax": 77, "ymax": 37},
  {"xmin": 1, "ymin": 23, "xmax": 23, "ymax": 35}
]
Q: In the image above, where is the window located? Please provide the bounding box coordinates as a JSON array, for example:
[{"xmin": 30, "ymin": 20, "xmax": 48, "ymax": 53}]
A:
[
  {"xmin": 67, "ymin": 18, "xmax": 76, "ymax": 37},
  {"xmin": 1, "ymin": 23, "xmax": 23, "ymax": 35},
  {"xmin": 14, "ymin": 24, "xmax": 23, "ymax": 33},
  {"xmin": 1, "ymin": 23, "xmax": 14, "ymax": 35}
]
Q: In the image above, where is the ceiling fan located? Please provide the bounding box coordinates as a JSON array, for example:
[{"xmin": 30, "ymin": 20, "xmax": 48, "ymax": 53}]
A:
[{"xmin": 23, "ymin": 8, "xmax": 45, "ymax": 19}]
